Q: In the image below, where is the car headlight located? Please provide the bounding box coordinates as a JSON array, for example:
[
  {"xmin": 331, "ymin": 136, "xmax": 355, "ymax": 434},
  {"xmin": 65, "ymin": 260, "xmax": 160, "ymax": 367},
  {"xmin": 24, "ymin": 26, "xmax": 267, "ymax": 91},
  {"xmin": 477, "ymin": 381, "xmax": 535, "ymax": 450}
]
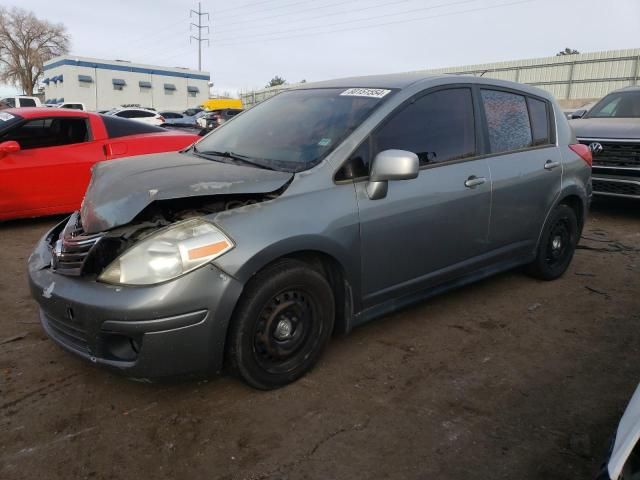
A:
[{"xmin": 98, "ymin": 219, "xmax": 234, "ymax": 286}]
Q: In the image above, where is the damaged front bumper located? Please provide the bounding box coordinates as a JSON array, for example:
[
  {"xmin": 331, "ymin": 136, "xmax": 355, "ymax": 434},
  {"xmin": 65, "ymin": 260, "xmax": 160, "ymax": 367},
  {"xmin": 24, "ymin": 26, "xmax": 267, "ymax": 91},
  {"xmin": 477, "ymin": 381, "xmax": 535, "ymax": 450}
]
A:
[{"xmin": 27, "ymin": 221, "xmax": 244, "ymax": 379}]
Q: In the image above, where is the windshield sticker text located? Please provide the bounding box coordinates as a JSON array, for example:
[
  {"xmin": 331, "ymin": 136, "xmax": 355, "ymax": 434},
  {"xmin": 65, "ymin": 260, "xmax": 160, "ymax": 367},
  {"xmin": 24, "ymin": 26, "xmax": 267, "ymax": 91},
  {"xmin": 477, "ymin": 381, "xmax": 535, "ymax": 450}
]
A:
[
  {"xmin": 318, "ymin": 138, "xmax": 331, "ymax": 147},
  {"xmin": 340, "ymin": 88, "xmax": 391, "ymax": 99}
]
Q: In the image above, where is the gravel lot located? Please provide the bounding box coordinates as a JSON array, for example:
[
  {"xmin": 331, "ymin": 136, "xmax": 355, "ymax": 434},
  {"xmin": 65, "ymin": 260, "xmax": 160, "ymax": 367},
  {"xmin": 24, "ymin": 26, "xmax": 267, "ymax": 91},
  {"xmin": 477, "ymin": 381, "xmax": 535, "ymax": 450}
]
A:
[{"xmin": 1, "ymin": 198, "xmax": 639, "ymax": 480}]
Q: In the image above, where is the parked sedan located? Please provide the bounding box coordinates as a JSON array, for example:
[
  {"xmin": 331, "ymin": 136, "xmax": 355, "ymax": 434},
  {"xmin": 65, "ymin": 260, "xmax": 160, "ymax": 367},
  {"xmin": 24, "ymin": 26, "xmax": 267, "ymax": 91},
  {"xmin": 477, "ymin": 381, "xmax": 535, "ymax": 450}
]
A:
[
  {"xmin": 0, "ymin": 108, "xmax": 198, "ymax": 221},
  {"xmin": 28, "ymin": 74, "xmax": 591, "ymax": 389},
  {"xmin": 159, "ymin": 110, "xmax": 204, "ymax": 127},
  {"xmin": 196, "ymin": 108, "xmax": 243, "ymax": 130},
  {"xmin": 106, "ymin": 107, "xmax": 165, "ymax": 126}
]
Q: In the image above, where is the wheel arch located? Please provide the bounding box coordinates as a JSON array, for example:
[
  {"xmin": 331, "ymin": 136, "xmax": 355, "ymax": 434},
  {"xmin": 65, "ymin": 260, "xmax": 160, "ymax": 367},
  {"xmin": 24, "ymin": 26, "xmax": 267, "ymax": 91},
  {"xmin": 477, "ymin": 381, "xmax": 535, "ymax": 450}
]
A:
[{"xmin": 228, "ymin": 237, "xmax": 360, "ymax": 337}]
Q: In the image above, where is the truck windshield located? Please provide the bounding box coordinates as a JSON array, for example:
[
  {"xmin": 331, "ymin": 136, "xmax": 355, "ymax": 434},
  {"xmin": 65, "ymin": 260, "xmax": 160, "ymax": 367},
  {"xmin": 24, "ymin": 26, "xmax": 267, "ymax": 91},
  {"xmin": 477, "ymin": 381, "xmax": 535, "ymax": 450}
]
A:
[
  {"xmin": 194, "ymin": 88, "xmax": 393, "ymax": 172},
  {"xmin": 587, "ymin": 91, "xmax": 640, "ymax": 118}
]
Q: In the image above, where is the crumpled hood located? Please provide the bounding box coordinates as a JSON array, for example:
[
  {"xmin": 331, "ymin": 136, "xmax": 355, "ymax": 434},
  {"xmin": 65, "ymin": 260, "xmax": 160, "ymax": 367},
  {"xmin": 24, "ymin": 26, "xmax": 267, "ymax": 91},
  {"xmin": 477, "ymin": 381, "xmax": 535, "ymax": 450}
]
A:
[
  {"xmin": 569, "ymin": 118, "xmax": 640, "ymax": 139},
  {"xmin": 80, "ymin": 151, "xmax": 293, "ymax": 233}
]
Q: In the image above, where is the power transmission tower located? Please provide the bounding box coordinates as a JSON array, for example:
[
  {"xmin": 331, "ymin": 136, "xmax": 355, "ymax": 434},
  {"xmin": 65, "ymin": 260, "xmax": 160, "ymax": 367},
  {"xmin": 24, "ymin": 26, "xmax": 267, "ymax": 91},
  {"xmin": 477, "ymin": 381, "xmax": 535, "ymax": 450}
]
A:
[{"xmin": 190, "ymin": 2, "xmax": 209, "ymax": 71}]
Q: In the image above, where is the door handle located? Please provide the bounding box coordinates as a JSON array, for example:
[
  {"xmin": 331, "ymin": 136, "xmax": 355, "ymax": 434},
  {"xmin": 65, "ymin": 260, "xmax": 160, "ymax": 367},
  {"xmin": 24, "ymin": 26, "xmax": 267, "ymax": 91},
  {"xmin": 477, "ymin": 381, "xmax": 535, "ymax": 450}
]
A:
[
  {"xmin": 464, "ymin": 176, "xmax": 487, "ymax": 188},
  {"xmin": 544, "ymin": 160, "xmax": 561, "ymax": 170}
]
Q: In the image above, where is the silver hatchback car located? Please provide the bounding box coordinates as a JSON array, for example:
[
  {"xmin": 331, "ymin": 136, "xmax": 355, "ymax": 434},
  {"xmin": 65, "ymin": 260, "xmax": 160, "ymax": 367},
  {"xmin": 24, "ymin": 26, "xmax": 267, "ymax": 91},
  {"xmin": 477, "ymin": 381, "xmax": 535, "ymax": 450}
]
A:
[{"xmin": 28, "ymin": 73, "xmax": 592, "ymax": 389}]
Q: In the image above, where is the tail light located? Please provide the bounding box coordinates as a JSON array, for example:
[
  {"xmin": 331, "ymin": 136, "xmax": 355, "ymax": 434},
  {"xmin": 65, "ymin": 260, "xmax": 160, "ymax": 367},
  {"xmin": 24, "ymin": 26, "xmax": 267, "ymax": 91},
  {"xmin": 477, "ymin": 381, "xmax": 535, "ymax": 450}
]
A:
[{"xmin": 569, "ymin": 143, "xmax": 592, "ymax": 166}]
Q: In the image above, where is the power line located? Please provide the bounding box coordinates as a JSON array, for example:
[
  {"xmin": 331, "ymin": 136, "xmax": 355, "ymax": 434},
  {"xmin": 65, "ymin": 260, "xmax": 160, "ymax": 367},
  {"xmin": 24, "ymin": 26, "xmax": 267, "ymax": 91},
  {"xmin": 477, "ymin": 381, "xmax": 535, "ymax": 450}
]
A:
[
  {"xmin": 213, "ymin": 0, "xmax": 534, "ymax": 47},
  {"xmin": 214, "ymin": 0, "xmax": 411, "ymax": 34},
  {"xmin": 214, "ymin": 0, "xmax": 324, "ymax": 21},
  {"xmin": 212, "ymin": 0, "xmax": 274, "ymax": 15},
  {"xmin": 190, "ymin": 2, "xmax": 210, "ymax": 71},
  {"xmin": 214, "ymin": 0, "xmax": 479, "ymax": 43}
]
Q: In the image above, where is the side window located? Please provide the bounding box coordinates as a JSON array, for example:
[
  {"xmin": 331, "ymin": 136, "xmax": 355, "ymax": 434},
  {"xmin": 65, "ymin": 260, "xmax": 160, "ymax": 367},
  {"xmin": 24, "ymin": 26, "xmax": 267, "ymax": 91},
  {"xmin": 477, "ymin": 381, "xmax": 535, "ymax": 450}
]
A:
[
  {"xmin": 481, "ymin": 90, "xmax": 532, "ymax": 153},
  {"xmin": 101, "ymin": 115, "xmax": 166, "ymax": 138},
  {"xmin": 0, "ymin": 118, "xmax": 89, "ymax": 149},
  {"xmin": 20, "ymin": 98, "xmax": 36, "ymax": 107},
  {"xmin": 372, "ymin": 88, "xmax": 476, "ymax": 166},
  {"xmin": 527, "ymin": 97, "xmax": 551, "ymax": 146},
  {"xmin": 4, "ymin": 98, "xmax": 15, "ymax": 107}
]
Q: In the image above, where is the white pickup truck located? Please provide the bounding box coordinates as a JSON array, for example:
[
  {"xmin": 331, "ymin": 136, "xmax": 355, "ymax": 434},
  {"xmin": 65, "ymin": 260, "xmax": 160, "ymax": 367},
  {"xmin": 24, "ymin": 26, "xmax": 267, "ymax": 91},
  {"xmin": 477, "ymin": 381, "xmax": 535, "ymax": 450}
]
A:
[{"xmin": 0, "ymin": 96, "xmax": 42, "ymax": 107}]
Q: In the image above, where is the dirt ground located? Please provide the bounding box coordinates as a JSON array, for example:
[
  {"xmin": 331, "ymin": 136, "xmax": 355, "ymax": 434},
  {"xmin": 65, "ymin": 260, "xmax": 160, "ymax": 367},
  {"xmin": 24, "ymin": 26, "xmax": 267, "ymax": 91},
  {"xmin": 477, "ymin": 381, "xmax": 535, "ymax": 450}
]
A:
[{"xmin": 1, "ymin": 198, "xmax": 639, "ymax": 480}]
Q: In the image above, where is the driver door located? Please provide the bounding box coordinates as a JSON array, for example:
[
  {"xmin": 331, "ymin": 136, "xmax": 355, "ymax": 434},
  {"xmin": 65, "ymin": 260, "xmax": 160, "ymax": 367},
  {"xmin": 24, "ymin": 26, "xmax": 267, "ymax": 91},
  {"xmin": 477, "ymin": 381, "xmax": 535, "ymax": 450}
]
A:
[{"xmin": 354, "ymin": 87, "xmax": 492, "ymax": 309}]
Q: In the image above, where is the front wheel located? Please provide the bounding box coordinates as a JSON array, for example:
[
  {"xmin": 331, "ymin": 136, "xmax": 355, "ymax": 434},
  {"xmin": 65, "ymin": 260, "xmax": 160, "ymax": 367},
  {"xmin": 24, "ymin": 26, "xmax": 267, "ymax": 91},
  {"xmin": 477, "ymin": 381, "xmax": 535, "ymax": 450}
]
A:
[
  {"xmin": 226, "ymin": 259, "xmax": 335, "ymax": 390},
  {"xmin": 526, "ymin": 204, "xmax": 579, "ymax": 280}
]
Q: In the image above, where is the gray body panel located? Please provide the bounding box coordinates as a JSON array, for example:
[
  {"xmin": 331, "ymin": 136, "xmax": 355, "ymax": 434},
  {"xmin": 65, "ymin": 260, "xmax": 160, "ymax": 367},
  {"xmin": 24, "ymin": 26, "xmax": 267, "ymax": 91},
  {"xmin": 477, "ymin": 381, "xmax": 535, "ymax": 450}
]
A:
[
  {"xmin": 569, "ymin": 118, "xmax": 640, "ymax": 140},
  {"xmin": 28, "ymin": 73, "xmax": 591, "ymax": 378},
  {"xmin": 80, "ymin": 152, "xmax": 293, "ymax": 233}
]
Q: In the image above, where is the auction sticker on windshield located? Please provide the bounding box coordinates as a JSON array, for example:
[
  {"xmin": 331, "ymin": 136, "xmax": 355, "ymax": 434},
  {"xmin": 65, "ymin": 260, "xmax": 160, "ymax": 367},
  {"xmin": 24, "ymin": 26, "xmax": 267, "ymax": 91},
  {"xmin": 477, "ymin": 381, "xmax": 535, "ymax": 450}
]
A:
[
  {"xmin": 0, "ymin": 112, "xmax": 14, "ymax": 121},
  {"xmin": 340, "ymin": 88, "xmax": 391, "ymax": 98}
]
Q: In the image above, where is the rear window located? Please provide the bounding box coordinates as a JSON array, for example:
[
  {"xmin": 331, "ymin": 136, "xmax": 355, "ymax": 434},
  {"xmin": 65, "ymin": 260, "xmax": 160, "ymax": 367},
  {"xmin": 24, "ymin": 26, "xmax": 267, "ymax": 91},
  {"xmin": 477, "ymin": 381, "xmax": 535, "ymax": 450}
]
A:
[
  {"xmin": 527, "ymin": 97, "xmax": 551, "ymax": 146},
  {"xmin": 481, "ymin": 90, "xmax": 532, "ymax": 154},
  {"xmin": 19, "ymin": 98, "xmax": 37, "ymax": 107},
  {"xmin": 101, "ymin": 114, "xmax": 166, "ymax": 138}
]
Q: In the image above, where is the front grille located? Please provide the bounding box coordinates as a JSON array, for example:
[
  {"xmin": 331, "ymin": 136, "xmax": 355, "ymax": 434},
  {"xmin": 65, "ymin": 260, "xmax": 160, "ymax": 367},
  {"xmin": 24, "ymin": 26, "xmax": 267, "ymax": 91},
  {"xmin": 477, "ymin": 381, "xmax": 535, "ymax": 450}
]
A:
[
  {"xmin": 52, "ymin": 213, "xmax": 104, "ymax": 276},
  {"xmin": 579, "ymin": 140, "xmax": 640, "ymax": 168},
  {"xmin": 41, "ymin": 310, "xmax": 90, "ymax": 354},
  {"xmin": 593, "ymin": 178, "xmax": 640, "ymax": 198}
]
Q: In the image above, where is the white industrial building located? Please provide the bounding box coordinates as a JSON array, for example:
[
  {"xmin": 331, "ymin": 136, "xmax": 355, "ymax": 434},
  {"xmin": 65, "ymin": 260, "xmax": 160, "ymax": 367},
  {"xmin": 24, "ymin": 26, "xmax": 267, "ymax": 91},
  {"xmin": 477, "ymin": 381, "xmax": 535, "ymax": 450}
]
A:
[
  {"xmin": 241, "ymin": 48, "xmax": 640, "ymax": 108},
  {"xmin": 42, "ymin": 55, "xmax": 210, "ymax": 111}
]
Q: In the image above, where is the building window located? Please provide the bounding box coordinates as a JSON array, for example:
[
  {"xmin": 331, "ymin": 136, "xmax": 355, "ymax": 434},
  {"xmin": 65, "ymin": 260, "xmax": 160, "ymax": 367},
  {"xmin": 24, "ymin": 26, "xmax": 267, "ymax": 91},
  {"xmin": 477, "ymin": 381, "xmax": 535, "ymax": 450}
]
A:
[
  {"xmin": 139, "ymin": 81, "xmax": 152, "ymax": 89},
  {"xmin": 112, "ymin": 78, "xmax": 126, "ymax": 91},
  {"xmin": 164, "ymin": 83, "xmax": 176, "ymax": 95},
  {"xmin": 187, "ymin": 86, "xmax": 199, "ymax": 98},
  {"xmin": 78, "ymin": 74, "xmax": 93, "ymax": 83}
]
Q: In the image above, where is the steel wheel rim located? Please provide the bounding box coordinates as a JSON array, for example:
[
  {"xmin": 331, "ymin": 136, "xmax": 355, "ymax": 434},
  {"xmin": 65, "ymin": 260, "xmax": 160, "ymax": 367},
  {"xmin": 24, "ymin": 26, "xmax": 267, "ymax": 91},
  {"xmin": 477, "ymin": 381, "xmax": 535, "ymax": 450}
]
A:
[
  {"xmin": 545, "ymin": 217, "xmax": 572, "ymax": 268},
  {"xmin": 252, "ymin": 288, "xmax": 320, "ymax": 374}
]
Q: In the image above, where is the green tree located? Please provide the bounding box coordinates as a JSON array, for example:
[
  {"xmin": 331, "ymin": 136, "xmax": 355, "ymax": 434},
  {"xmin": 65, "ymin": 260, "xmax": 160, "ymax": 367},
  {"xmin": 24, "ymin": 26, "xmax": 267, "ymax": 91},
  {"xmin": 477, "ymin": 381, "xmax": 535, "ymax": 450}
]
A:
[
  {"xmin": 266, "ymin": 75, "xmax": 286, "ymax": 88},
  {"xmin": 556, "ymin": 48, "xmax": 580, "ymax": 56},
  {"xmin": 0, "ymin": 7, "xmax": 69, "ymax": 94}
]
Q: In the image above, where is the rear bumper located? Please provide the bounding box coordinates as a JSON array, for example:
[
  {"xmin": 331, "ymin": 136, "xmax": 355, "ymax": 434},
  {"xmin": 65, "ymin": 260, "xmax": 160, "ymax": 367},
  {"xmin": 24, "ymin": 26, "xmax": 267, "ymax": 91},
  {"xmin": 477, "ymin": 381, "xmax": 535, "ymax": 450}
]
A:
[{"xmin": 28, "ymin": 225, "xmax": 244, "ymax": 378}]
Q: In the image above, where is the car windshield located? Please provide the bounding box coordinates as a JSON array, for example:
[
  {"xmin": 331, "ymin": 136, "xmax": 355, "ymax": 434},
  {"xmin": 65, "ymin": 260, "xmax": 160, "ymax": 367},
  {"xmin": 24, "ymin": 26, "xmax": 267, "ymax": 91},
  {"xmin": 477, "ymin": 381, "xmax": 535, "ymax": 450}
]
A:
[
  {"xmin": 0, "ymin": 111, "xmax": 23, "ymax": 135},
  {"xmin": 587, "ymin": 91, "xmax": 640, "ymax": 118},
  {"xmin": 193, "ymin": 88, "xmax": 393, "ymax": 172}
]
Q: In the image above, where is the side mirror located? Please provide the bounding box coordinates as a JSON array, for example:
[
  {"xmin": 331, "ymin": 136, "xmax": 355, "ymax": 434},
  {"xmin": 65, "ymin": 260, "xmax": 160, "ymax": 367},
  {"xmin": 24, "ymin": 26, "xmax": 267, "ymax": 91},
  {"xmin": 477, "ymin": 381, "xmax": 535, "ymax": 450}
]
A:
[
  {"xmin": 571, "ymin": 109, "xmax": 587, "ymax": 119},
  {"xmin": 366, "ymin": 149, "xmax": 419, "ymax": 200},
  {"xmin": 0, "ymin": 140, "xmax": 20, "ymax": 158}
]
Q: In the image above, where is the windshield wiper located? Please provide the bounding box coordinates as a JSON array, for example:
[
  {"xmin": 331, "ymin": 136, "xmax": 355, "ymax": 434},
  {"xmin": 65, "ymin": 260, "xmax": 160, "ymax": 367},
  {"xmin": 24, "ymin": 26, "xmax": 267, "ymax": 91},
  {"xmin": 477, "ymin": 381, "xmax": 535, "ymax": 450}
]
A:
[{"xmin": 197, "ymin": 150, "xmax": 276, "ymax": 170}]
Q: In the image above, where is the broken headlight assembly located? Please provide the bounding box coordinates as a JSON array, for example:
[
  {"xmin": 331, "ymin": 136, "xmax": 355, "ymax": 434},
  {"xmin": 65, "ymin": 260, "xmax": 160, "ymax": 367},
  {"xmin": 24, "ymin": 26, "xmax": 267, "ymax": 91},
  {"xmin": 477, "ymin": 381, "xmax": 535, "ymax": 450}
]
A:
[{"xmin": 98, "ymin": 219, "xmax": 233, "ymax": 285}]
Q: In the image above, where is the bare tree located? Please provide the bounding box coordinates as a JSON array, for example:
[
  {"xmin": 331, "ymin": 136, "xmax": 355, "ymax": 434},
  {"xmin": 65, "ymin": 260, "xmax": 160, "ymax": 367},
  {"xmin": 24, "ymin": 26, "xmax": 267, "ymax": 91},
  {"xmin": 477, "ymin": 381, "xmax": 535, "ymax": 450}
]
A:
[{"xmin": 0, "ymin": 7, "xmax": 69, "ymax": 94}]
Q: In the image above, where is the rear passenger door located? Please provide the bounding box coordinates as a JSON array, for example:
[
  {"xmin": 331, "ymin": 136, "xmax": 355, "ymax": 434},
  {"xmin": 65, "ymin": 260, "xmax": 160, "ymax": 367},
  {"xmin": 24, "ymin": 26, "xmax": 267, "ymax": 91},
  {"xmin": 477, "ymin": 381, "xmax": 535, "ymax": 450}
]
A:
[
  {"xmin": 355, "ymin": 87, "xmax": 492, "ymax": 308},
  {"xmin": 479, "ymin": 88, "xmax": 561, "ymax": 256}
]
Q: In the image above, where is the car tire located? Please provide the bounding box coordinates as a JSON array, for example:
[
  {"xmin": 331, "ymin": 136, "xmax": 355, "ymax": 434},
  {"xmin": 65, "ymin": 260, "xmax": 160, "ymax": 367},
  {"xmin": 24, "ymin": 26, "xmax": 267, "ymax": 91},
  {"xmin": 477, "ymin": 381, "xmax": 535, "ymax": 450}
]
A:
[
  {"xmin": 526, "ymin": 204, "xmax": 579, "ymax": 281},
  {"xmin": 226, "ymin": 259, "xmax": 335, "ymax": 390}
]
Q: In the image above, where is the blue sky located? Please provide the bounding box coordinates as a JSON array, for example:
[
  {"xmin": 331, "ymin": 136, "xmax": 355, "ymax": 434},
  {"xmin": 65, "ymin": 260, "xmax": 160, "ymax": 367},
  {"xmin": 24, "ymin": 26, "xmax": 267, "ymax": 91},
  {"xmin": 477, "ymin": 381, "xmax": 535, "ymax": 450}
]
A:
[{"xmin": 2, "ymin": 0, "xmax": 639, "ymax": 96}]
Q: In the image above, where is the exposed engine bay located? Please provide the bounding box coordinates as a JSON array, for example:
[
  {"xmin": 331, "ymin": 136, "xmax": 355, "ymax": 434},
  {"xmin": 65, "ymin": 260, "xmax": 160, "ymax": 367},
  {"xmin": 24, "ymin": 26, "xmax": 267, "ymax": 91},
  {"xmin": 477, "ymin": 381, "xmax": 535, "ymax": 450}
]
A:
[{"xmin": 49, "ymin": 192, "xmax": 280, "ymax": 278}]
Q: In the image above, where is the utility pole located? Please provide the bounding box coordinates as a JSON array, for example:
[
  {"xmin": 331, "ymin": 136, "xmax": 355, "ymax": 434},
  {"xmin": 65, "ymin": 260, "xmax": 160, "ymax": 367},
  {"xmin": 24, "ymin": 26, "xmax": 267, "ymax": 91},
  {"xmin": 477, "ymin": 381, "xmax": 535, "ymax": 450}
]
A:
[{"xmin": 190, "ymin": 2, "xmax": 209, "ymax": 71}]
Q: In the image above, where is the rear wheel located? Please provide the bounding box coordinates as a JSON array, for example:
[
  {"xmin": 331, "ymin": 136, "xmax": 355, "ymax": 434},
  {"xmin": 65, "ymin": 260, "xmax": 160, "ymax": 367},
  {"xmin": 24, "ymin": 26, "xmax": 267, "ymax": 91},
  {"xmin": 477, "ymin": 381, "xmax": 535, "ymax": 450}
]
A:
[
  {"xmin": 527, "ymin": 204, "xmax": 579, "ymax": 280},
  {"xmin": 227, "ymin": 259, "xmax": 334, "ymax": 389}
]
